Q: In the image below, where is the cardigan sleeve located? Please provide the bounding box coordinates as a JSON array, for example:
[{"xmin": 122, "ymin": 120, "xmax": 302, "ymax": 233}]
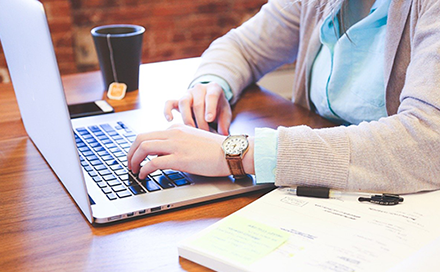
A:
[{"xmin": 192, "ymin": 0, "xmax": 301, "ymax": 104}]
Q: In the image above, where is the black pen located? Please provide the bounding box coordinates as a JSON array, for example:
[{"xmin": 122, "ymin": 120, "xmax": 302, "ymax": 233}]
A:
[
  {"xmin": 282, "ymin": 187, "xmax": 404, "ymax": 205},
  {"xmin": 282, "ymin": 186, "xmax": 342, "ymax": 199}
]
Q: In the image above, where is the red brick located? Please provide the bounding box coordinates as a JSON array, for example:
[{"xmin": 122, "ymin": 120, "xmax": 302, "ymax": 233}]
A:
[{"xmin": 0, "ymin": 0, "xmax": 269, "ymax": 76}]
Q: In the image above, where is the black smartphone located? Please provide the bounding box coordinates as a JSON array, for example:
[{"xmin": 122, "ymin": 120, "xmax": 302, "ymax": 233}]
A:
[{"xmin": 68, "ymin": 100, "xmax": 114, "ymax": 119}]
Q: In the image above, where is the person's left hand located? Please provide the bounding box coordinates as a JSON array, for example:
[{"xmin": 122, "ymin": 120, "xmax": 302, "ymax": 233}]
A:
[{"xmin": 127, "ymin": 124, "xmax": 230, "ymax": 179}]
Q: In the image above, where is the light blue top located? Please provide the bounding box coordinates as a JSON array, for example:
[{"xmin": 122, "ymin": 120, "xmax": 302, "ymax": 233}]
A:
[
  {"xmin": 310, "ymin": 0, "xmax": 390, "ymax": 125},
  {"xmin": 192, "ymin": 0, "xmax": 391, "ymax": 183}
]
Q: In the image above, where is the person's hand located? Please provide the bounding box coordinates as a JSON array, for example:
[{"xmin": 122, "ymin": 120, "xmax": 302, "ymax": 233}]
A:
[
  {"xmin": 127, "ymin": 124, "xmax": 238, "ymax": 179},
  {"xmin": 163, "ymin": 82, "xmax": 232, "ymax": 135}
]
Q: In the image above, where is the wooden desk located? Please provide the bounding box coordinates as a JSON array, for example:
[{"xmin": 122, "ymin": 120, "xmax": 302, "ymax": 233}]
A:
[{"xmin": 0, "ymin": 59, "xmax": 334, "ymax": 271}]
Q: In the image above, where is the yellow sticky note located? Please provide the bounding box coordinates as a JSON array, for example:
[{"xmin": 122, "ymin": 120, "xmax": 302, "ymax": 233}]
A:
[{"xmin": 190, "ymin": 215, "xmax": 290, "ymax": 266}]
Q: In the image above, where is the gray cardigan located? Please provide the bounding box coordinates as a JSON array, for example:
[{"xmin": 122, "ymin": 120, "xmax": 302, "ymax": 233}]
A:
[{"xmin": 193, "ymin": 0, "xmax": 440, "ymax": 193}]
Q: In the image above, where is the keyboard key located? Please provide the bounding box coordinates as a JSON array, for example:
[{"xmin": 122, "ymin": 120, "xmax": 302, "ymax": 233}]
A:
[
  {"xmin": 122, "ymin": 177, "xmax": 135, "ymax": 186},
  {"xmin": 82, "ymin": 134, "xmax": 93, "ymax": 139},
  {"xmin": 101, "ymin": 187, "xmax": 113, "ymax": 194},
  {"xmin": 125, "ymin": 135, "xmax": 136, "ymax": 142},
  {"xmin": 76, "ymin": 127, "xmax": 87, "ymax": 133},
  {"xmin": 96, "ymin": 150, "xmax": 109, "ymax": 156},
  {"xmin": 116, "ymin": 190, "xmax": 132, "ymax": 198},
  {"xmin": 98, "ymin": 169, "xmax": 112, "ymax": 176},
  {"xmin": 114, "ymin": 152, "xmax": 125, "ymax": 158},
  {"xmin": 115, "ymin": 169, "xmax": 128, "ymax": 176},
  {"xmin": 118, "ymin": 157, "xmax": 127, "ymax": 163},
  {"xmin": 120, "ymin": 143, "xmax": 131, "ymax": 148},
  {"xmin": 88, "ymin": 125, "xmax": 100, "ymax": 131},
  {"xmin": 93, "ymin": 176, "xmax": 102, "ymax": 182},
  {"xmin": 105, "ymin": 160, "xmax": 119, "ymax": 166},
  {"xmin": 94, "ymin": 164, "xmax": 107, "ymax": 171},
  {"xmin": 89, "ymin": 142, "xmax": 101, "ymax": 148},
  {"xmin": 112, "ymin": 185, "xmax": 126, "ymax": 192},
  {"xmin": 110, "ymin": 164, "xmax": 124, "ymax": 171},
  {"xmin": 154, "ymin": 175, "xmax": 175, "ymax": 189},
  {"xmin": 76, "ymin": 142, "xmax": 86, "ymax": 148},
  {"xmin": 106, "ymin": 193, "xmax": 117, "ymax": 200},
  {"xmin": 78, "ymin": 146, "xmax": 90, "ymax": 152},
  {"xmin": 90, "ymin": 159, "xmax": 103, "ymax": 166},
  {"xmin": 105, "ymin": 143, "xmax": 116, "ymax": 148},
  {"xmin": 102, "ymin": 174, "xmax": 117, "ymax": 181},
  {"xmin": 167, "ymin": 173, "xmax": 185, "ymax": 181},
  {"xmin": 109, "ymin": 147, "xmax": 121, "ymax": 153},
  {"xmin": 117, "ymin": 121, "xmax": 127, "ymax": 128},
  {"xmin": 107, "ymin": 179, "xmax": 122, "ymax": 187},
  {"xmin": 82, "ymin": 151, "xmax": 94, "ymax": 157},
  {"xmin": 85, "ymin": 138, "xmax": 97, "ymax": 144},
  {"xmin": 102, "ymin": 139, "xmax": 112, "ymax": 145},
  {"xmin": 141, "ymin": 178, "xmax": 161, "ymax": 192},
  {"xmin": 100, "ymin": 124, "xmax": 113, "ymax": 132},
  {"xmin": 149, "ymin": 169, "xmax": 162, "ymax": 177},
  {"xmin": 116, "ymin": 139, "xmax": 127, "ymax": 145},
  {"xmin": 96, "ymin": 181, "xmax": 107, "ymax": 188},
  {"xmin": 101, "ymin": 155, "xmax": 114, "ymax": 161},
  {"xmin": 119, "ymin": 174, "xmax": 130, "ymax": 182},
  {"xmin": 174, "ymin": 178, "xmax": 191, "ymax": 186},
  {"xmin": 128, "ymin": 185, "xmax": 146, "ymax": 195},
  {"xmin": 98, "ymin": 135, "xmax": 109, "ymax": 141},
  {"xmin": 85, "ymin": 154, "xmax": 98, "ymax": 161}
]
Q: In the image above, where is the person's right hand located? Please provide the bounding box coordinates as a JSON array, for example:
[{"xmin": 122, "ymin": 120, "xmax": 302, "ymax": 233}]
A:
[{"xmin": 163, "ymin": 82, "xmax": 232, "ymax": 135}]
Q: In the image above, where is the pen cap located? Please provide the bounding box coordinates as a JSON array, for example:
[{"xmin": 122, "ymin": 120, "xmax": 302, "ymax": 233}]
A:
[{"xmin": 296, "ymin": 186, "xmax": 330, "ymax": 198}]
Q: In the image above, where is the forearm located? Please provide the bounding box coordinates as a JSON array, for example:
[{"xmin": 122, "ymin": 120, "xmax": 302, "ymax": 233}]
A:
[
  {"xmin": 193, "ymin": 0, "xmax": 301, "ymax": 104},
  {"xmin": 275, "ymin": 99, "xmax": 440, "ymax": 194}
]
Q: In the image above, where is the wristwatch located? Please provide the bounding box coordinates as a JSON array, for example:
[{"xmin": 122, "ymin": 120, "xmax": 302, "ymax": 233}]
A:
[{"xmin": 221, "ymin": 134, "xmax": 249, "ymax": 179}]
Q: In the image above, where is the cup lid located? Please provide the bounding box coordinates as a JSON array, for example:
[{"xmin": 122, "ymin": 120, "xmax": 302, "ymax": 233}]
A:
[{"xmin": 91, "ymin": 24, "xmax": 145, "ymax": 37}]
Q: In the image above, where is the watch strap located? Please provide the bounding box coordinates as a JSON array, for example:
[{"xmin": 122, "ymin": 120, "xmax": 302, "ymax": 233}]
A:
[{"xmin": 226, "ymin": 154, "xmax": 247, "ymax": 179}]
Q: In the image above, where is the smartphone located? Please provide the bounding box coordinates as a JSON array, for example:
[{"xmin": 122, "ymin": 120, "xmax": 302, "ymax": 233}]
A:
[{"xmin": 68, "ymin": 100, "xmax": 114, "ymax": 119}]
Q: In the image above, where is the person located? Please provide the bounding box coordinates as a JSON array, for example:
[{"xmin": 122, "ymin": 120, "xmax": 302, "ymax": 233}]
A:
[{"xmin": 127, "ymin": 0, "xmax": 440, "ymax": 194}]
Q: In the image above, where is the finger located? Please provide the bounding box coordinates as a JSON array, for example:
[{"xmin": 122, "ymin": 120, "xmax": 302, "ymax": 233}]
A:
[
  {"xmin": 164, "ymin": 100, "xmax": 179, "ymax": 121},
  {"xmin": 178, "ymin": 93, "xmax": 196, "ymax": 127},
  {"xmin": 190, "ymin": 86, "xmax": 210, "ymax": 131},
  {"xmin": 129, "ymin": 139, "xmax": 174, "ymax": 174},
  {"xmin": 217, "ymin": 107, "xmax": 232, "ymax": 136},
  {"xmin": 204, "ymin": 83, "xmax": 222, "ymax": 123},
  {"xmin": 127, "ymin": 131, "xmax": 170, "ymax": 170},
  {"xmin": 138, "ymin": 155, "xmax": 175, "ymax": 180}
]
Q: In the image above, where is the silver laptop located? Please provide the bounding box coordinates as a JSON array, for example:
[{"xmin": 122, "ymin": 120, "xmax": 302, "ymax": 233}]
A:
[{"xmin": 0, "ymin": 0, "xmax": 272, "ymax": 224}]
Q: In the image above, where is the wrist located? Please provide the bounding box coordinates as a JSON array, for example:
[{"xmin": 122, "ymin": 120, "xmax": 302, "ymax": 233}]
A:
[
  {"xmin": 221, "ymin": 134, "xmax": 253, "ymax": 178},
  {"xmin": 243, "ymin": 137, "xmax": 255, "ymax": 175}
]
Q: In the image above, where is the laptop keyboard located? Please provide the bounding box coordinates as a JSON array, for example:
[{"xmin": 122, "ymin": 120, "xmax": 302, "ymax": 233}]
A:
[{"xmin": 74, "ymin": 121, "xmax": 191, "ymax": 201}]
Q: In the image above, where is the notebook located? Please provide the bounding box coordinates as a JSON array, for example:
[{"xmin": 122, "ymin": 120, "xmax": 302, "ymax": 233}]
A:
[
  {"xmin": 0, "ymin": 0, "xmax": 273, "ymax": 224},
  {"xmin": 179, "ymin": 188, "xmax": 440, "ymax": 271}
]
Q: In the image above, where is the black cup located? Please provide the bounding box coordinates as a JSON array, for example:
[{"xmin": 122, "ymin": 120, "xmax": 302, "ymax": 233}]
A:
[{"xmin": 91, "ymin": 24, "xmax": 145, "ymax": 92}]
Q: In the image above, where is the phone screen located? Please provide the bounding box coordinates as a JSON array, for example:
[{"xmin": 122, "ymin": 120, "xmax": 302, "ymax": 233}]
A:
[{"xmin": 68, "ymin": 100, "xmax": 114, "ymax": 119}]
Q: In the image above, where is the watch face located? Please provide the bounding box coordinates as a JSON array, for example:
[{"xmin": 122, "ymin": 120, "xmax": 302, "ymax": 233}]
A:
[{"xmin": 222, "ymin": 135, "xmax": 249, "ymax": 155}]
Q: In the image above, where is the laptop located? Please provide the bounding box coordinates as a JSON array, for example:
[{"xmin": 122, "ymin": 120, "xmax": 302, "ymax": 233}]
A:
[{"xmin": 0, "ymin": 0, "xmax": 272, "ymax": 224}]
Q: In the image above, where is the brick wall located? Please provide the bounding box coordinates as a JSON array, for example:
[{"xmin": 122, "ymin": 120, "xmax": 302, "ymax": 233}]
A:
[{"xmin": 0, "ymin": 0, "xmax": 267, "ymax": 83}]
